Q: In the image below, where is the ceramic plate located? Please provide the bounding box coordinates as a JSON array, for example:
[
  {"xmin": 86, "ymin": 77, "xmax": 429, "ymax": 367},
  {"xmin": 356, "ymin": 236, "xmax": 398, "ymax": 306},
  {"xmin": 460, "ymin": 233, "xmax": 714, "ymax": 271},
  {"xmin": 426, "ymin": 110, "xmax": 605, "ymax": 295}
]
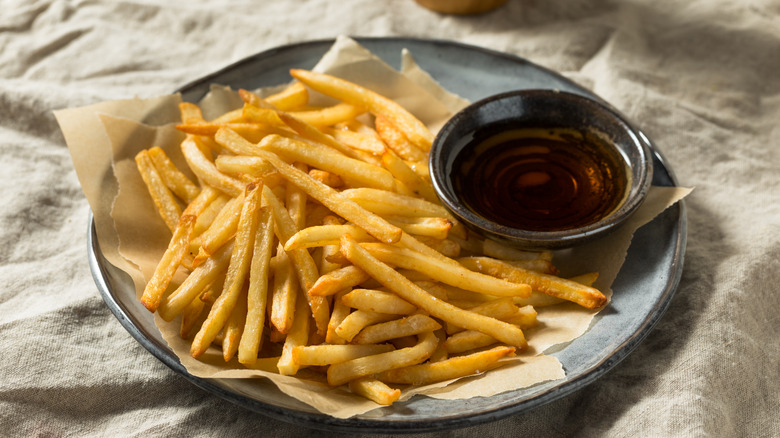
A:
[{"xmin": 88, "ymin": 37, "xmax": 687, "ymax": 433}]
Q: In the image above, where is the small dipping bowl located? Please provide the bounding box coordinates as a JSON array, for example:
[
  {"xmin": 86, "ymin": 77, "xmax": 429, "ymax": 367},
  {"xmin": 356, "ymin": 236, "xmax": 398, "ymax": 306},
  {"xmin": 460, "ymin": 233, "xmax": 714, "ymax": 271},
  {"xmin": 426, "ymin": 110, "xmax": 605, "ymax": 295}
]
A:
[{"xmin": 429, "ymin": 89, "xmax": 653, "ymax": 250}]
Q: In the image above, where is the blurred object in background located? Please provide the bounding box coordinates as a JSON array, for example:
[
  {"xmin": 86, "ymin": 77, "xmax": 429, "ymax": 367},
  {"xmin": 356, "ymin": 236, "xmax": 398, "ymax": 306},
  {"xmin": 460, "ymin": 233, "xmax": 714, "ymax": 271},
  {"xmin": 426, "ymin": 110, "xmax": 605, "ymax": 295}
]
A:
[{"xmin": 415, "ymin": 0, "xmax": 508, "ymax": 15}]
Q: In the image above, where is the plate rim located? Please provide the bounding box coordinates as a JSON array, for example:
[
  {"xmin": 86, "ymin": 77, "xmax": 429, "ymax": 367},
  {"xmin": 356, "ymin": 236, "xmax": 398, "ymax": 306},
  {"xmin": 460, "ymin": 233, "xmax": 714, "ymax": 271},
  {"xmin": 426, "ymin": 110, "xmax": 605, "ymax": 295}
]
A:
[{"xmin": 88, "ymin": 36, "xmax": 687, "ymax": 433}]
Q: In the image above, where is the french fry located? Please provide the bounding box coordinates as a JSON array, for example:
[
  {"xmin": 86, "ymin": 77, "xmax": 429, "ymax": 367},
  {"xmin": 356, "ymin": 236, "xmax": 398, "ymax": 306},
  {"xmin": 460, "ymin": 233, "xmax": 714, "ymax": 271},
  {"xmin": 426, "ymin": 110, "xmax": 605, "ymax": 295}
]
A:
[
  {"xmin": 341, "ymin": 234, "xmax": 528, "ymax": 349},
  {"xmin": 378, "ymin": 346, "xmax": 515, "ymax": 385},
  {"xmin": 359, "ymin": 242, "xmax": 531, "ymax": 298},
  {"xmin": 140, "ymin": 214, "xmax": 196, "ymax": 312},
  {"xmin": 190, "ymin": 182, "xmax": 263, "ymax": 358},
  {"xmin": 441, "ymin": 330, "xmax": 498, "ymax": 354},
  {"xmin": 277, "ymin": 286, "xmax": 311, "ymax": 375},
  {"xmin": 374, "ymin": 115, "xmax": 427, "ymax": 162},
  {"xmin": 325, "ymin": 125, "xmax": 386, "ymax": 155},
  {"xmin": 259, "ymin": 135, "xmax": 395, "ymax": 191},
  {"xmin": 334, "ymin": 310, "xmax": 399, "ymax": 342},
  {"xmin": 327, "ymin": 331, "xmax": 439, "ymax": 386},
  {"xmin": 135, "ymin": 149, "xmax": 182, "ymax": 232},
  {"xmin": 179, "ymin": 296, "xmax": 207, "ymax": 339},
  {"xmin": 158, "ymin": 242, "xmax": 233, "ymax": 322},
  {"xmin": 222, "ymin": 285, "xmax": 248, "ymax": 362},
  {"xmin": 284, "ymin": 224, "xmax": 374, "ymax": 251},
  {"xmin": 308, "ymin": 265, "xmax": 370, "ymax": 297},
  {"xmin": 269, "ymin": 243, "xmax": 298, "ymax": 334},
  {"xmin": 264, "ymin": 81, "xmax": 309, "ymax": 110},
  {"xmin": 181, "ymin": 136, "xmax": 245, "ymax": 197},
  {"xmin": 381, "ymin": 150, "xmax": 439, "ymax": 202},
  {"xmin": 290, "ymin": 69, "xmax": 434, "ymax": 151},
  {"xmin": 352, "ymin": 314, "xmax": 442, "ymax": 344},
  {"xmin": 461, "ymin": 256, "xmax": 607, "ymax": 309},
  {"xmin": 288, "ymin": 102, "xmax": 364, "ymax": 127},
  {"xmin": 193, "ymin": 193, "xmax": 244, "ymax": 266},
  {"xmin": 383, "ymin": 216, "xmax": 452, "ymax": 240},
  {"xmin": 341, "ymin": 188, "xmax": 452, "ymax": 219},
  {"xmin": 325, "ymin": 289, "xmax": 351, "ymax": 345},
  {"xmin": 348, "ymin": 378, "xmax": 401, "ymax": 406},
  {"xmin": 147, "ymin": 146, "xmax": 201, "ymax": 203},
  {"xmin": 341, "ymin": 289, "xmax": 418, "ymax": 315},
  {"xmin": 238, "ymin": 206, "xmax": 275, "ymax": 365},
  {"xmin": 291, "ymin": 344, "xmax": 395, "ymax": 366}
]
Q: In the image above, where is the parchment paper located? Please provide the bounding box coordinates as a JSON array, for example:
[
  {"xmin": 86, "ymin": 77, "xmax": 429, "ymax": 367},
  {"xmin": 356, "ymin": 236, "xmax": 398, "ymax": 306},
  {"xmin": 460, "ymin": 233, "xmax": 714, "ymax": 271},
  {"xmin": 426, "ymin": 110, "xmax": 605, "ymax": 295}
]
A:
[{"xmin": 55, "ymin": 36, "xmax": 690, "ymax": 418}]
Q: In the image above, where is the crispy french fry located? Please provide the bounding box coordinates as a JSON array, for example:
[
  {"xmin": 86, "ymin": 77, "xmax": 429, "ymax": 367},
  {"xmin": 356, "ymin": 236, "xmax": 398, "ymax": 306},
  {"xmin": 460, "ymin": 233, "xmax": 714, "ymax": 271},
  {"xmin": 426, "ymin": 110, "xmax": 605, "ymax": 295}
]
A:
[
  {"xmin": 381, "ymin": 150, "xmax": 438, "ymax": 202},
  {"xmin": 277, "ymin": 286, "xmax": 311, "ymax": 375},
  {"xmin": 341, "ymin": 289, "xmax": 418, "ymax": 315},
  {"xmin": 193, "ymin": 193, "xmax": 244, "ymax": 266},
  {"xmin": 135, "ymin": 149, "xmax": 182, "ymax": 232},
  {"xmin": 348, "ymin": 377, "xmax": 400, "ymax": 406},
  {"xmin": 383, "ymin": 216, "xmax": 452, "ymax": 240},
  {"xmin": 269, "ymin": 243, "xmax": 297, "ymax": 334},
  {"xmin": 288, "ymin": 102, "xmax": 363, "ymax": 127},
  {"xmin": 326, "ymin": 289, "xmax": 351, "ymax": 345},
  {"xmin": 179, "ymin": 296, "xmax": 207, "ymax": 339},
  {"xmin": 334, "ymin": 310, "xmax": 399, "ymax": 342},
  {"xmin": 259, "ymin": 135, "xmax": 395, "ymax": 191},
  {"xmin": 181, "ymin": 136, "xmax": 245, "ymax": 197},
  {"xmin": 326, "ymin": 125, "xmax": 386, "ymax": 155},
  {"xmin": 158, "ymin": 242, "xmax": 233, "ymax": 322},
  {"xmin": 238, "ymin": 206, "xmax": 275, "ymax": 365},
  {"xmin": 360, "ymin": 242, "xmax": 531, "ymax": 298},
  {"xmin": 374, "ymin": 115, "xmax": 427, "ymax": 162},
  {"xmin": 222, "ymin": 285, "xmax": 248, "ymax": 362},
  {"xmin": 264, "ymin": 81, "xmax": 309, "ymax": 110},
  {"xmin": 327, "ymin": 331, "xmax": 438, "ymax": 386},
  {"xmin": 141, "ymin": 214, "xmax": 196, "ymax": 312},
  {"xmin": 341, "ymin": 234, "xmax": 528, "ymax": 349},
  {"xmin": 190, "ymin": 182, "xmax": 263, "ymax": 358},
  {"xmin": 378, "ymin": 346, "xmax": 515, "ymax": 385},
  {"xmin": 308, "ymin": 265, "xmax": 370, "ymax": 297},
  {"xmin": 341, "ymin": 188, "xmax": 452, "ymax": 219},
  {"xmin": 290, "ymin": 69, "xmax": 434, "ymax": 151},
  {"xmin": 353, "ymin": 314, "xmax": 442, "ymax": 344},
  {"xmin": 291, "ymin": 344, "xmax": 395, "ymax": 366},
  {"xmin": 178, "ymin": 102, "xmax": 205, "ymax": 124},
  {"xmin": 284, "ymin": 224, "xmax": 374, "ymax": 251},
  {"xmin": 147, "ymin": 146, "xmax": 201, "ymax": 203},
  {"xmin": 461, "ymin": 256, "xmax": 607, "ymax": 309}
]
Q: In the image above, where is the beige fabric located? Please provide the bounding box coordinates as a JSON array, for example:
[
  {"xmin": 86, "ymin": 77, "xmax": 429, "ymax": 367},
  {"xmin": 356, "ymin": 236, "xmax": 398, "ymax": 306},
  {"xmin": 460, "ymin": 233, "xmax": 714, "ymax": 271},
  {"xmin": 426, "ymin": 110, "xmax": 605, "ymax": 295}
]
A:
[{"xmin": 1, "ymin": 0, "xmax": 778, "ymax": 436}]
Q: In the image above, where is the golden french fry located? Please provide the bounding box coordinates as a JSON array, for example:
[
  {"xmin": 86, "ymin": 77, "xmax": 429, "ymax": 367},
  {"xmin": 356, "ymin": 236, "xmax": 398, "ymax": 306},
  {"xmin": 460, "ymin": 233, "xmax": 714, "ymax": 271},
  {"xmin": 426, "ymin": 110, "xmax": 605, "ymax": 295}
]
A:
[
  {"xmin": 274, "ymin": 111, "xmax": 378, "ymax": 164},
  {"xmin": 178, "ymin": 102, "xmax": 205, "ymax": 124},
  {"xmin": 308, "ymin": 265, "xmax": 370, "ymax": 297},
  {"xmin": 374, "ymin": 115, "xmax": 427, "ymax": 162},
  {"xmin": 341, "ymin": 234, "xmax": 528, "ymax": 349},
  {"xmin": 214, "ymin": 155, "xmax": 276, "ymax": 180},
  {"xmin": 462, "ymin": 256, "xmax": 607, "ymax": 309},
  {"xmin": 325, "ymin": 289, "xmax": 351, "ymax": 345},
  {"xmin": 141, "ymin": 214, "xmax": 196, "ymax": 312},
  {"xmin": 340, "ymin": 188, "xmax": 452, "ymax": 219},
  {"xmin": 353, "ymin": 314, "xmax": 442, "ymax": 344},
  {"xmin": 334, "ymin": 310, "xmax": 399, "ymax": 342},
  {"xmin": 325, "ymin": 125, "xmax": 386, "ymax": 155},
  {"xmin": 341, "ymin": 289, "xmax": 418, "ymax": 315},
  {"xmin": 288, "ymin": 102, "xmax": 363, "ymax": 127},
  {"xmin": 348, "ymin": 378, "xmax": 400, "ymax": 406},
  {"xmin": 181, "ymin": 136, "xmax": 245, "ymax": 197},
  {"xmin": 264, "ymin": 81, "xmax": 309, "ymax": 110},
  {"xmin": 135, "ymin": 149, "xmax": 182, "ymax": 232},
  {"xmin": 291, "ymin": 344, "xmax": 395, "ymax": 366},
  {"xmin": 284, "ymin": 224, "xmax": 374, "ymax": 251},
  {"xmin": 277, "ymin": 286, "xmax": 311, "ymax": 376},
  {"xmin": 290, "ymin": 69, "xmax": 434, "ymax": 151},
  {"xmin": 147, "ymin": 146, "xmax": 201, "ymax": 203},
  {"xmin": 308, "ymin": 169, "xmax": 344, "ymax": 188},
  {"xmin": 179, "ymin": 296, "xmax": 207, "ymax": 339},
  {"xmin": 222, "ymin": 285, "xmax": 248, "ymax": 362},
  {"xmin": 378, "ymin": 346, "xmax": 515, "ymax": 385},
  {"xmin": 193, "ymin": 193, "xmax": 244, "ymax": 266},
  {"xmin": 482, "ymin": 239, "xmax": 553, "ymax": 262},
  {"xmin": 383, "ymin": 216, "xmax": 452, "ymax": 240},
  {"xmin": 158, "ymin": 242, "xmax": 233, "ymax": 322},
  {"xmin": 502, "ymin": 305, "xmax": 538, "ymax": 329},
  {"xmin": 260, "ymin": 135, "xmax": 395, "ymax": 191},
  {"xmin": 190, "ymin": 182, "xmax": 263, "ymax": 358},
  {"xmin": 360, "ymin": 242, "xmax": 531, "ymax": 298},
  {"xmin": 261, "ymin": 185, "xmax": 329, "ymax": 336},
  {"xmin": 327, "ymin": 331, "xmax": 438, "ymax": 387},
  {"xmin": 238, "ymin": 206, "xmax": 275, "ymax": 365},
  {"xmin": 269, "ymin": 243, "xmax": 298, "ymax": 334},
  {"xmin": 381, "ymin": 150, "xmax": 439, "ymax": 202}
]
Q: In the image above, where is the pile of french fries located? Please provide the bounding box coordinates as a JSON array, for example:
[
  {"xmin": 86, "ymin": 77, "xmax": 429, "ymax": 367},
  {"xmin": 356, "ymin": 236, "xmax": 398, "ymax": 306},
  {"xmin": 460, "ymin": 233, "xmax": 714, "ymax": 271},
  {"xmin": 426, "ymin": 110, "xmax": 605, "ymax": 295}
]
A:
[{"xmin": 134, "ymin": 69, "xmax": 607, "ymax": 406}]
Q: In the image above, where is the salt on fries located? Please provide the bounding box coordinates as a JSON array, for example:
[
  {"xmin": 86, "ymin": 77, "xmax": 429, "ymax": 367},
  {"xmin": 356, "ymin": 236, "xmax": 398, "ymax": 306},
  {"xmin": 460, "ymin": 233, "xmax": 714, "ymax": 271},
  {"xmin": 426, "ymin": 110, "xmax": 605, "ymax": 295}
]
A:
[{"xmin": 133, "ymin": 70, "xmax": 607, "ymax": 406}]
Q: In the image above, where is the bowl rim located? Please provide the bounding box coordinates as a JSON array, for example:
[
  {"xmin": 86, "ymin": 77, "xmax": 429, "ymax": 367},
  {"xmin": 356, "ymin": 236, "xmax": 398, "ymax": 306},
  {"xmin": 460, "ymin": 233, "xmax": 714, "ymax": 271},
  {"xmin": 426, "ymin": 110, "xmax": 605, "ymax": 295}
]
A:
[{"xmin": 429, "ymin": 89, "xmax": 654, "ymax": 249}]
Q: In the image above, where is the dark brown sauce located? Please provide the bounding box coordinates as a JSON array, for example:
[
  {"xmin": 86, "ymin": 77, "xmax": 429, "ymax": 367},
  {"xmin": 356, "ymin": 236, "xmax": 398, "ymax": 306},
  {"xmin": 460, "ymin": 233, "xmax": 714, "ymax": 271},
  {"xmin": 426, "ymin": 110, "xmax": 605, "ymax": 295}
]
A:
[{"xmin": 451, "ymin": 129, "xmax": 628, "ymax": 232}]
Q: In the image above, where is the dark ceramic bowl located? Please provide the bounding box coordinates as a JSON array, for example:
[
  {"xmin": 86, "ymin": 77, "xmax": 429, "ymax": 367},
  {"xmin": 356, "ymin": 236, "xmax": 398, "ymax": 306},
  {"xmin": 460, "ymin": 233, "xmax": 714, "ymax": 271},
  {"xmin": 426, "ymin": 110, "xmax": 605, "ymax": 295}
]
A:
[{"xmin": 429, "ymin": 89, "xmax": 653, "ymax": 250}]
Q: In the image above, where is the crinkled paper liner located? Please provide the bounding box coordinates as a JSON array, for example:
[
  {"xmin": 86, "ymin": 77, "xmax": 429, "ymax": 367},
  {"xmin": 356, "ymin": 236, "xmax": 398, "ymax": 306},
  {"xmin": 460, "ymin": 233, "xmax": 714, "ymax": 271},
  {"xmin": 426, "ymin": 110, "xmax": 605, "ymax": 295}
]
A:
[{"xmin": 55, "ymin": 36, "xmax": 692, "ymax": 418}]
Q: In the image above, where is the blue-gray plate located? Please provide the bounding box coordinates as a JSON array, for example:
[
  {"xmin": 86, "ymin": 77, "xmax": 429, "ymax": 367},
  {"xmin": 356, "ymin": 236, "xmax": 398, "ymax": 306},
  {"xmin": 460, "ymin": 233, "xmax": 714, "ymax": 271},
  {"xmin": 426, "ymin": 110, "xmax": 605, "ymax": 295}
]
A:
[{"xmin": 88, "ymin": 37, "xmax": 686, "ymax": 434}]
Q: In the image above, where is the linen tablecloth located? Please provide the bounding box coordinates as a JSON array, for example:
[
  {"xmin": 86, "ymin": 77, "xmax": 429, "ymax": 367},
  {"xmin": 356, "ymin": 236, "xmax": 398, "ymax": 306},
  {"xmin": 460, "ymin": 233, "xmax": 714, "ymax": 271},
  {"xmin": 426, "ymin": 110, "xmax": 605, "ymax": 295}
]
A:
[{"xmin": 2, "ymin": 0, "xmax": 778, "ymax": 436}]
